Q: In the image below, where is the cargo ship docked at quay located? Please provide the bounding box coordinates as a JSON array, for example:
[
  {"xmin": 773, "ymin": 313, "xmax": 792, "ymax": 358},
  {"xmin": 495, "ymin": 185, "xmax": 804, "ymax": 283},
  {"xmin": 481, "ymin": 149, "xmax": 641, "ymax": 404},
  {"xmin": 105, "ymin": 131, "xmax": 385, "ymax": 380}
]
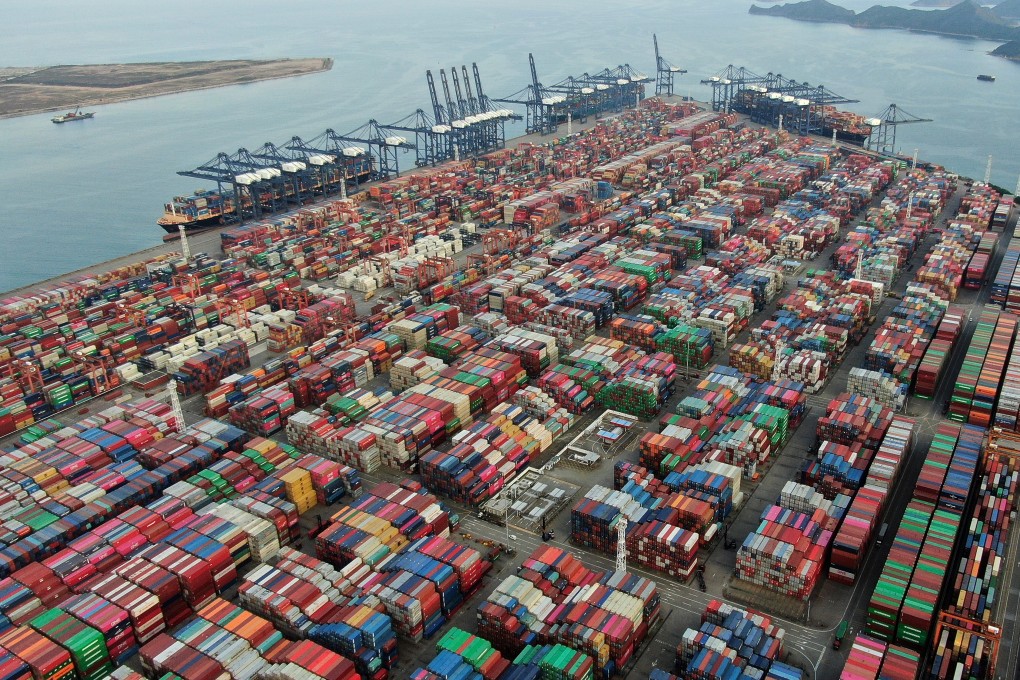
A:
[
  {"xmin": 158, "ymin": 154, "xmax": 373, "ymax": 236},
  {"xmin": 161, "ymin": 61, "xmax": 912, "ymax": 237}
]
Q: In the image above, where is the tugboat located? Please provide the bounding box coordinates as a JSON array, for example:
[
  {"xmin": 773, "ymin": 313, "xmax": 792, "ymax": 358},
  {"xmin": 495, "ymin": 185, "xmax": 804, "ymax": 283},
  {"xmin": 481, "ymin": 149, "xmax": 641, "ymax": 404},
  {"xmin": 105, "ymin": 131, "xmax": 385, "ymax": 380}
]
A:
[
  {"xmin": 51, "ymin": 106, "xmax": 95, "ymax": 123},
  {"xmin": 977, "ymin": 74, "xmax": 996, "ymax": 82}
]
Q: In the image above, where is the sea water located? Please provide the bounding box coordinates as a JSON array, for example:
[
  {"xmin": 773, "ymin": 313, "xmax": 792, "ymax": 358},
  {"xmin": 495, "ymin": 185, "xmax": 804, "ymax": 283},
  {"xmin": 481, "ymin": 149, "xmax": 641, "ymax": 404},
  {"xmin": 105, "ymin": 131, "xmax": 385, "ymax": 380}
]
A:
[{"xmin": 0, "ymin": 0, "xmax": 1016, "ymax": 291}]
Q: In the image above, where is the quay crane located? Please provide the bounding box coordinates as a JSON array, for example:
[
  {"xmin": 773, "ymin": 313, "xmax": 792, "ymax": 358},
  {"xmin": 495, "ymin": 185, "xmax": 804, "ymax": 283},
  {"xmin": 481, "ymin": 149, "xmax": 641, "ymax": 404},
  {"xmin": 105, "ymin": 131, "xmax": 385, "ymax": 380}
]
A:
[
  {"xmin": 865, "ymin": 104, "xmax": 932, "ymax": 156},
  {"xmin": 287, "ymin": 130, "xmax": 375, "ymax": 197},
  {"xmin": 178, "ymin": 149, "xmax": 288, "ymax": 223},
  {"xmin": 250, "ymin": 141, "xmax": 321, "ymax": 207},
  {"xmin": 492, "ymin": 53, "xmax": 562, "ymax": 136},
  {"xmin": 653, "ymin": 34, "xmax": 686, "ymax": 97},
  {"xmin": 380, "ymin": 109, "xmax": 448, "ymax": 168},
  {"xmin": 470, "ymin": 63, "xmax": 520, "ymax": 150},
  {"xmin": 493, "ymin": 54, "xmax": 648, "ymax": 137},
  {"xmin": 702, "ymin": 65, "xmax": 858, "ymax": 138},
  {"xmin": 425, "ymin": 66, "xmax": 518, "ymax": 160},
  {"xmin": 327, "ymin": 119, "xmax": 416, "ymax": 180},
  {"xmin": 581, "ymin": 64, "xmax": 649, "ymax": 114}
]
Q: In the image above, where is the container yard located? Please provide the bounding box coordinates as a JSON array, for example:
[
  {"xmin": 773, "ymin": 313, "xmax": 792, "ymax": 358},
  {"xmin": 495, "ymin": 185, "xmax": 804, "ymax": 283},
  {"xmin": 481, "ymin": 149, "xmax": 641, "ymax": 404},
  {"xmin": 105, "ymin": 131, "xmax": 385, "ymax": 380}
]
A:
[{"xmin": 1, "ymin": 80, "xmax": 1020, "ymax": 680}]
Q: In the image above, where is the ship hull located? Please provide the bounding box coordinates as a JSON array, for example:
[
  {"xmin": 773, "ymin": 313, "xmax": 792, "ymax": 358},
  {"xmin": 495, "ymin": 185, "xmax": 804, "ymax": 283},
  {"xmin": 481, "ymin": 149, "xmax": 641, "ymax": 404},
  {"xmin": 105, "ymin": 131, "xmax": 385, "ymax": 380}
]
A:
[
  {"xmin": 158, "ymin": 213, "xmax": 224, "ymax": 236},
  {"xmin": 822, "ymin": 126, "xmax": 870, "ymax": 147},
  {"xmin": 52, "ymin": 113, "xmax": 95, "ymax": 124}
]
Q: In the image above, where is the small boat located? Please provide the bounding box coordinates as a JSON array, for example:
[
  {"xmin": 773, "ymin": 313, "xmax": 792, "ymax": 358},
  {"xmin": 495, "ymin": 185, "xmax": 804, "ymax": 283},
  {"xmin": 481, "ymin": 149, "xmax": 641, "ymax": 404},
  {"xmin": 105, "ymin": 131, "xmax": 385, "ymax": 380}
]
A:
[
  {"xmin": 52, "ymin": 106, "xmax": 95, "ymax": 124},
  {"xmin": 977, "ymin": 74, "xmax": 995, "ymax": 82}
]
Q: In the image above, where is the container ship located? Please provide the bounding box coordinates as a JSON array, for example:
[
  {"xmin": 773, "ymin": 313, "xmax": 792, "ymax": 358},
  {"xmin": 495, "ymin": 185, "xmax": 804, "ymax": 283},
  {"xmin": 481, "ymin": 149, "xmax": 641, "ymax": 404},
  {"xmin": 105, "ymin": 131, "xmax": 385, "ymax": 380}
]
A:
[
  {"xmin": 158, "ymin": 190, "xmax": 239, "ymax": 234},
  {"xmin": 51, "ymin": 106, "xmax": 95, "ymax": 124},
  {"xmin": 727, "ymin": 90, "xmax": 874, "ymax": 146},
  {"xmin": 813, "ymin": 105, "xmax": 873, "ymax": 146},
  {"xmin": 158, "ymin": 155, "xmax": 372, "ymax": 236}
]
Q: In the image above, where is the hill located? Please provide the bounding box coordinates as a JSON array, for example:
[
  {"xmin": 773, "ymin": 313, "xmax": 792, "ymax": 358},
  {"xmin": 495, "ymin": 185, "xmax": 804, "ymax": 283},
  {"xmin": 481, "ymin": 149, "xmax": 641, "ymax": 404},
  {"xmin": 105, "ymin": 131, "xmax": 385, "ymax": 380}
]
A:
[
  {"xmin": 750, "ymin": 0, "xmax": 1020, "ymax": 53},
  {"xmin": 854, "ymin": 0, "xmax": 1019, "ymax": 38},
  {"xmin": 991, "ymin": 37, "xmax": 1020, "ymax": 56},
  {"xmin": 992, "ymin": 0, "xmax": 1020, "ymax": 20},
  {"xmin": 750, "ymin": 0, "xmax": 855, "ymax": 21}
]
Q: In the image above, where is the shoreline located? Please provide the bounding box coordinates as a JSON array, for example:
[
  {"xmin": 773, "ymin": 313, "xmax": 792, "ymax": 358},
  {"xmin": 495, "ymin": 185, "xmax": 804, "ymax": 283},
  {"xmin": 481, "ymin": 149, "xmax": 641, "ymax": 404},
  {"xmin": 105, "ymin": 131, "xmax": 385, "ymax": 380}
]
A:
[
  {"xmin": 0, "ymin": 101, "xmax": 628, "ymax": 299},
  {"xmin": 0, "ymin": 99, "xmax": 975, "ymax": 300},
  {"xmin": 0, "ymin": 58, "xmax": 334, "ymax": 120},
  {"xmin": 748, "ymin": 6, "xmax": 1020, "ymax": 56}
]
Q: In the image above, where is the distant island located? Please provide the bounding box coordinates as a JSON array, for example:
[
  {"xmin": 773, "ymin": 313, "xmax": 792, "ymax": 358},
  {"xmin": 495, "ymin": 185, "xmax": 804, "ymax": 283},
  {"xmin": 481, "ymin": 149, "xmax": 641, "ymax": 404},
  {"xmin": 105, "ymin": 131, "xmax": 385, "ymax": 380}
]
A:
[
  {"xmin": 992, "ymin": 0, "xmax": 1020, "ymax": 20},
  {"xmin": 991, "ymin": 37, "xmax": 1020, "ymax": 56},
  {"xmin": 0, "ymin": 58, "xmax": 334, "ymax": 119},
  {"xmin": 910, "ymin": 0, "xmax": 961, "ymax": 7},
  {"xmin": 749, "ymin": 0, "xmax": 1020, "ymax": 57}
]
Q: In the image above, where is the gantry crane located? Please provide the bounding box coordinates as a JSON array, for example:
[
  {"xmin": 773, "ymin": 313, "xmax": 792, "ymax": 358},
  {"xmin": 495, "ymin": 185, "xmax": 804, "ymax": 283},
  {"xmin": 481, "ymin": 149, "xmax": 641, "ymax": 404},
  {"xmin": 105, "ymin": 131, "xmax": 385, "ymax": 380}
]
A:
[
  {"xmin": 211, "ymin": 297, "xmax": 250, "ymax": 329},
  {"xmin": 444, "ymin": 67, "xmax": 478, "ymax": 156},
  {"xmin": 288, "ymin": 130, "xmax": 374, "ymax": 194},
  {"xmin": 424, "ymin": 66, "xmax": 516, "ymax": 159},
  {"xmin": 460, "ymin": 65, "xmax": 479, "ymax": 118},
  {"xmin": 6, "ymin": 358, "xmax": 43, "ymax": 394},
  {"xmin": 277, "ymin": 288, "xmax": 311, "ymax": 312},
  {"xmin": 71, "ymin": 349, "xmax": 118, "ymax": 395},
  {"xmin": 382, "ymin": 109, "xmax": 449, "ymax": 167},
  {"xmin": 483, "ymin": 228, "xmax": 518, "ymax": 256},
  {"xmin": 377, "ymin": 235, "xmax": 409, "ymax": 258},
  {"xmin": 653, "ymin": 34, "xmax": 686, "ymax": 97},
  {"xmin": 295, "ymin": 208, "xmax": 327, "ymax": 232},
  {"xmin": 422, "ymin": 256, "xmax": 455, "ymax": 286},
  {"xmin": 931, "ymin": 613, "xmax": 1000, "ymax": 680},
  {"xmin": 178, "ymin": 150, "xmax": 269, "ymax": 224},
  {"xmin": 450, "ymin": 67, "xmax": 470, "ymax": 121},
  {"xmin": 250, "ymin": 142, "xmax": 317, "ymax": 206},
  {"xmin": 466, "ymin": 252, "xmax": 500, "ymax": 276},
  {"xmin": 115, "ymin": 301, "xmax": 149, "ymax": 326},
  {"xmin": 493, "ymin": 53, "xmax": 561, "ymax": 136},
  {"xmin": 369, "ymin": 256, "xmax": 393, "ymax": 289},
  {"xmin": 286, "ymin": 134, "xmax": 356, "ymax": 198},
  {"xmin": 582, "ymin": 64, "xmax": 649, "ymax": 113},
  {"xmin": 439, "ymin": 69, "xmax": 461, "ymax": 144},
  {"xmin": 474, "ymin": 62, "xmax": 520, "ymax": 148},
  {"xmin": 223, "ymin": 148, "xmax": 289, "ymax": 215},
  {"xmin": 326, "ymin": 120, "xmax": 415, "ymax": 180},
  {"xmin": 172, "ymin": 273, "xmax": 203, "ymax": 301},
  {"xmin": 865, "ymin": 104, "xmax": 933, "ymax": 156},
  {"xmin": 702, "ymin": 65, "xmax": 858, "ymax": 137}
]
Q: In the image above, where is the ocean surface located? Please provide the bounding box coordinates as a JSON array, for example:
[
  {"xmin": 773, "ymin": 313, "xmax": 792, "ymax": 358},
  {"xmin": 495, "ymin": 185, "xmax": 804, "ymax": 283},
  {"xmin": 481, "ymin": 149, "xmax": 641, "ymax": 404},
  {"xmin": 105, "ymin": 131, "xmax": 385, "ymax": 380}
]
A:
[{"xmin": 1, "ymin": 0, "xmax": 1017, "ymax": 292}]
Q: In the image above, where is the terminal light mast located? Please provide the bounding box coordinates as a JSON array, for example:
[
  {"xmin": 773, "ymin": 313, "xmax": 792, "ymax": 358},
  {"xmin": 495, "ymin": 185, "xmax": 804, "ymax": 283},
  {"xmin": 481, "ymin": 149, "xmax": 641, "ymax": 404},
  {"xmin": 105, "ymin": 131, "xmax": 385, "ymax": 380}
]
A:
[
  {"xmin": 178, "ymin": 225, "xmax": 191, "ymax": 262},
  {"xmin": 168, "ymin": 379, "xmax": 187, "ymax": 433},
  {"xmin": 616, "ymin": 516, "xmax": 628, "ymax": 572},
  {"xmin": 772, "ymin": 340, "xmax": 786, "ymax": 383}
]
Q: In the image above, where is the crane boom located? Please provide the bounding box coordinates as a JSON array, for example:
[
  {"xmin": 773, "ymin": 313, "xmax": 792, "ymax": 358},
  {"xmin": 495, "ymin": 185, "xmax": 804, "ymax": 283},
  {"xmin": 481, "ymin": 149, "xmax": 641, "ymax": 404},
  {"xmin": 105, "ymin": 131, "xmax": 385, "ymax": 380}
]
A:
[
  {"xmin": 462, "ymin": 65, "xmax": 479, "ymax": 115},
  {"xmin": 472, "ymin": 63, "xmax": 486, "ymax": 103},
  {"xmin": 440, "ymin": 69, "xmax": 457, "ymax": 123},
  {"xmin": 426, "ymin": 70, "xmax": 445, "ymax": 125},
  {"xmin": 450, "ymin": 67, "xmax": 466, "ymax": 120}
]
